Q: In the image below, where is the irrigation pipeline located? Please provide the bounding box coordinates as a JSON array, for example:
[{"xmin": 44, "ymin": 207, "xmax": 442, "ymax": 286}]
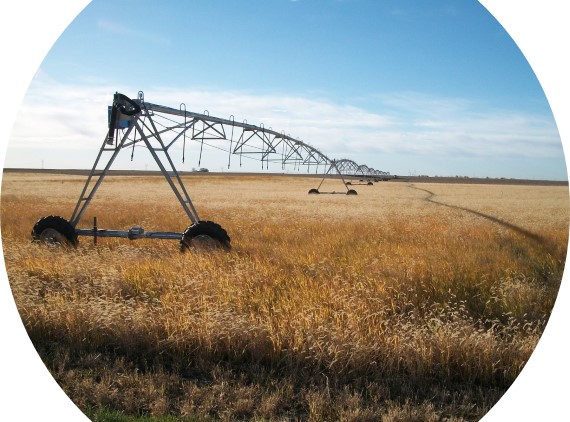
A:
[
  {"xmin": 119, "ymin": 91, "xmax": 392, "ymax": 179},
  {"xmin": 32, "ymin": 90, "xmax": 397, "ymax": 251},
  {"xmin": 62, "ymin": 91, "xmax": 395, "ymax": 245}
]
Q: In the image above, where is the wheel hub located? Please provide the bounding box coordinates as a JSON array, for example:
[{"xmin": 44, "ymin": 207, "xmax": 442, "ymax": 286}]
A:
[
  {"xmin": 39, "ymin": 228, "xmax": 66, "ymax": 245},
  {"xmin": 189, "ymin": 234, "xmax": 219, "ymax": 250}
]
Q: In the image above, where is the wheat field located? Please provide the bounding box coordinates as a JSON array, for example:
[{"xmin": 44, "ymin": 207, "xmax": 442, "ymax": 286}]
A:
[{"xmin": 1, "ymin": 172, "xmax": 568, "ymax": 421}]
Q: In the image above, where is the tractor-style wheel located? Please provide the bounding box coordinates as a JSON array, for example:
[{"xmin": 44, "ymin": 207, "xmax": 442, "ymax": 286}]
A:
[
  {"xmin": 346, "ymin": 189, "xmax": 358, "ymax": 195},
  {"xmin": 31, "ymin": 215, "xmax": 78, "ymax": 248},
  {"xmin": 308, "ymin": 188, "xmax": 320, "ymax": 194},
  {"xmin": 180, "ymin": 220, "xmax": 231, "ymax": 252}
]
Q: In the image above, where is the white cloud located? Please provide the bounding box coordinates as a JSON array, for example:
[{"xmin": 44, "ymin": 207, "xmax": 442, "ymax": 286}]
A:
[
  {"xmin": 9, "ymin": 76, "xmax": 111, "ymax": 151},
  {"xmin": 374, "ymin": 91, "xmax": 561, "ymax": 158},
  {"xmin": 97, "ymin": 19, "xmax": 171, "ymax": 47},
  {"xmin": 5, "ymin": 75, "xmax": 563, "ymax": 174}
]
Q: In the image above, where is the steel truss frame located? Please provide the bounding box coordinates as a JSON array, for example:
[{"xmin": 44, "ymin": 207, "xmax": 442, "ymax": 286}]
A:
[{"xmin": 60, "ymin": 92, "xmax": 391, "ymax": 243}]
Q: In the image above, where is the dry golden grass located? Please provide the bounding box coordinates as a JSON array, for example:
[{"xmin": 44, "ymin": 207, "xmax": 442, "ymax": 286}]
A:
[{"xmin": 2, "ymin": 172, "xmax": 568, "ymax": 421}]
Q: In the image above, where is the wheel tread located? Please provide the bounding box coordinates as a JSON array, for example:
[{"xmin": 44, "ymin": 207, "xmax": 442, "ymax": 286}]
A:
[
  {"xmin": 31, "ymin": 215, "xmax": 78, "ymax": 247},
  {"xmin": 180, "ymin": 220, "xmax": 231, "ymax": 251}
]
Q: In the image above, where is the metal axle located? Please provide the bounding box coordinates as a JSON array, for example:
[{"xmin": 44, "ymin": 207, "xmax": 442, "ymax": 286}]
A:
[{"xmin": 76, "ymin": 227, "xmax": 182, "ymax": 240}]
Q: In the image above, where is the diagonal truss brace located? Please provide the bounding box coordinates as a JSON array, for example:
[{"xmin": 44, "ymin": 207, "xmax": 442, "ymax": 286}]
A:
[{"xmin": 69, "ymin": 108, "xmax": 200, "ymax": 231}]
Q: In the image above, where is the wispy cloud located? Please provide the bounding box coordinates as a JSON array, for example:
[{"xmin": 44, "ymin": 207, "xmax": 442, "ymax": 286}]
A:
[
  {"xmin": 376, "ymin": 92, "xmax": 561, "ymax": 159},
  {"xmin": 6, "ymin": 75, "xmax": 563, "ymax": 174},
  {"xmin": 97, "ymin": 19, "xmax": 171, "ymax": 47}
]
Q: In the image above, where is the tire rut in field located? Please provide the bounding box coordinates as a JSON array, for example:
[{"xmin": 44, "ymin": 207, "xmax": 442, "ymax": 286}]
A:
[{"xmin": 407, "ymin": 184, "xmax": 560, "ymax": 259}]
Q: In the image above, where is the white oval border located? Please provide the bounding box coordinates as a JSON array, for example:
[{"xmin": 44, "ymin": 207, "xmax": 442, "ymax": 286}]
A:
[{"xmin": 1, "ymin": 1, "xmax": 568, "ymax": 420}]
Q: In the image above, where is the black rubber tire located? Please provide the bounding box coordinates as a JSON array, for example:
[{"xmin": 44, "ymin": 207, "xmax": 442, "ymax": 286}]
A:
[
  {"xmin": 31, "ymin": 215, "xmax": 78, "ymax": 247},
  {"xmin": 308, "ymin": 188, "xmax": 320, "ymax": 194},
  {"xmin": 346, "ymin": 181, "xmax": 352, "ymax": 185},
  {"xmin": 367, "ymin": 181, "xmax": 374, "ymax": 185},
  {"xmin": 180, "ymin": 220, "xmax": 231, "ymax": 251},
  {"xmin": 346, "ymin": 189, "xmax": 358, "ymax": 195}
]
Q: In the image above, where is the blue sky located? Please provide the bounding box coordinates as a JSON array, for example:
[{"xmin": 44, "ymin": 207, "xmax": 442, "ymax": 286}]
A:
[{"xmin": 4, "ymin": 0, "xmax": 567, "ymax": 179}]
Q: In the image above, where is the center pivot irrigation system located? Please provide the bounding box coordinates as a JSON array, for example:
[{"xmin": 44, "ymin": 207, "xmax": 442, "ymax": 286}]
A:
[{"xmin": 31, "ymin": 92, "xmax": 392, "ymax": 250}]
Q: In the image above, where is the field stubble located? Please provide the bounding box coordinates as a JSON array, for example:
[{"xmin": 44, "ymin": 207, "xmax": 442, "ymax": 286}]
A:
[{"xmin": 2, "ymin": 172, "xmax": 568, "ymax": 421}]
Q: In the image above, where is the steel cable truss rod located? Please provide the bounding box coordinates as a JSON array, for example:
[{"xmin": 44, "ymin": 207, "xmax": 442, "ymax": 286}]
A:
[
  {"xmin": 335, "ymin": 159, "xmax": 392, "ymax": 179},
  {"xmin": 133, "ymin": 98, "xmax": 389, "ymax": 177}
]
